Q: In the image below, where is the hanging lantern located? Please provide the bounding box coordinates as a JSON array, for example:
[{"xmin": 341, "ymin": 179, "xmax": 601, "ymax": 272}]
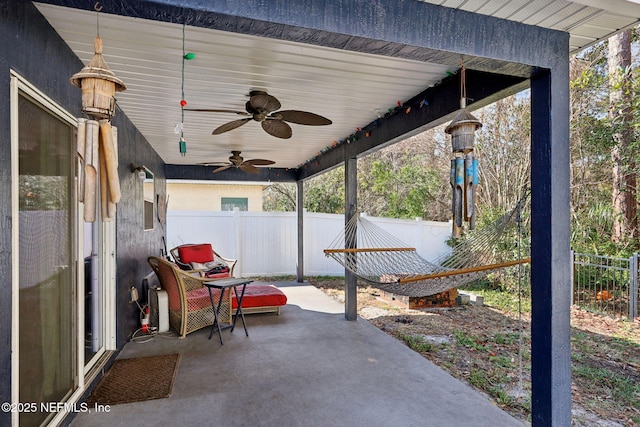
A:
[
  {"xmin": 445, "ymin": 65, "xmax": 482, "ymax": 154},
  {"xmin": 445, "ymin": 107, "xmax": 482, "ymax": 153},
  {"xmin": 70, "ymin": 36, "xmax": 126, "ymax": 119}
]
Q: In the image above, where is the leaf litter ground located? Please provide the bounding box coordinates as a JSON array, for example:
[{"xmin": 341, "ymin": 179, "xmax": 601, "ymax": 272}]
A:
[{"xmin": 308, "ymin": 277, "xmax": 640, "ymax": 426}]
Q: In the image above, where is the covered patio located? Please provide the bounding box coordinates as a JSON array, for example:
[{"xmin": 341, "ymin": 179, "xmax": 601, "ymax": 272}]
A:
[
  {"xmin": 70, "ymin": 282, "xmax": 524, "ymax": 426},
  {"xmin": 3, "ymin": 1, "xmax": 640, "ymax": 426}
]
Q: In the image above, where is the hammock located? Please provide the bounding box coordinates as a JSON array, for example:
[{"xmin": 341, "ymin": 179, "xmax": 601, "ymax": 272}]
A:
[{"xmin": 324, "ymin": 199, "xmax": 529, "ymax": 297}]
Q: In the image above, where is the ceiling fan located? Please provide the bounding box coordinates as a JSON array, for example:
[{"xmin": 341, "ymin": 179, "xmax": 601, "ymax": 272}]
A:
[
  {"xmin": 201, "ymin": 151, "xmax": 275, "ymax": 174},
  {"xmin": 185, "ymin": 90, "xmax": 332, "ymax": 139}
]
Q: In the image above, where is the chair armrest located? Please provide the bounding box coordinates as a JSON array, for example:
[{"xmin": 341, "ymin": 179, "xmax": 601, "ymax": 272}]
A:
[
  {"xmin": 177, "ymin": 269, "xmax": 215, "ymax": 292},
  {"xmin": 214, "ymin": 252, "xmax": 237, "ymax": 276},
  {"xmin": 169, "ymin": 246, "xmax": 181, "ymax": 263},
  {"xmin": 174, "ymin": 258, "xmax": 194, "ymax": 271},
  {"xmin": 186, "ymin": 268, "xmax": 210, "ymax": 278},
  {"xmin": 178, "ymin": 268, "xmax": 234, "ymax": 285}
]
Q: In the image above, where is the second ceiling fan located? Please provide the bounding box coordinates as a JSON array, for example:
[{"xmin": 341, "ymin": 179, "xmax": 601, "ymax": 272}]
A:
[
  {"xmin": 186, "ymin": 90, "xmax": 332, "ymax": 139},
  {"xmin": 201, "ymin": 151, "xmax": 275, "ymax": 174}
]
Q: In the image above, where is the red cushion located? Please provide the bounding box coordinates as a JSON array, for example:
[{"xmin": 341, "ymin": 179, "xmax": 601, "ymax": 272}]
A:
[
  {"xmin": 232, "ymin": 284, "xmax": 288, "ymax": 309},
  {"xmin": 184, "ymin": 284, "xmax": 287, "ymax": 312},
  {"xmin": 178, "ymin": 244, "xmax": 214, "ymax": 264},
  {"xmin": 186, "ymin": 287, "xmax": 232, "ymax": 311},
  {"xmin": 204, "ymin": 271, "xmax": 231, "ymax": 279},
  {"xmin": 186, "ymin": 287, "xmax": 213, "ymax": 312}
]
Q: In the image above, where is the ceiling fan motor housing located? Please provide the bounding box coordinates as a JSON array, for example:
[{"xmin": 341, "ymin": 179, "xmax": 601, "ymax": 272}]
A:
[{"xmin": 187, "ymin": 90, "xmax": 331, "ymax": 139}]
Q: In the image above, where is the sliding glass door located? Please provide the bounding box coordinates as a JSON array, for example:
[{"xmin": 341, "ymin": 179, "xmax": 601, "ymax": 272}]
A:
[
  {"xmin": 12, "ymin": 70, "xmax": 116, "ymax": 427},
  {"xmin": 17, "ymin": 91, "xmax": 76, "ymax": 426}
]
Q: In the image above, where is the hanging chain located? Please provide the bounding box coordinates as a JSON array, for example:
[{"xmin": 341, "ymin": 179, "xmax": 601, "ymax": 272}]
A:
[
  {"xmin": 94, "ymin": 2, "xmax": 102, "ymax": 36},
  {"xmin": 516, "ymin": 193, "xmax": 524, "ymax": 392},
  {"xmin": 181, "ymin": 23, "xmax": 185, "ymax": 137},
  {"xmin": 460, "ymin": 63, "xmax": 466, "ymax": 108}
]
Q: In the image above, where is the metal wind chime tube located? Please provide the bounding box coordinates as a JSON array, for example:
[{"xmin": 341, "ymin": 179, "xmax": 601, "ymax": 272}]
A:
[{"xmin": 445, "ymin": 65, "xmax": 482, "ymax": 237}]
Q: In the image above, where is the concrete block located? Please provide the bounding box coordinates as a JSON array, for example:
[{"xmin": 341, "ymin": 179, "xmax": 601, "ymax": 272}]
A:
[
  {"xmin": 457, "ymin": 293, "xmax": 470, "ymax": 305},
  {"xmin": 470, "ymin": 294, "xmax": 484, "ymax": 306}
]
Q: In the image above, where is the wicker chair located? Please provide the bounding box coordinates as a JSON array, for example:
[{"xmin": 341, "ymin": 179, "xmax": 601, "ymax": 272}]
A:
[
  {"xmin": 170, "ymin": 243, "xmax": 237, "ymax": 279},
  {"xmin": 148, "ymin": 256, "xmax": 232, "ymax": 338}
]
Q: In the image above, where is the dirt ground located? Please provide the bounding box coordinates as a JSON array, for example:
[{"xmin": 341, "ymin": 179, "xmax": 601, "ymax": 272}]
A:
[{"xmin": 307, "ymin": 277, "xmax": 640, "ymax": 426}]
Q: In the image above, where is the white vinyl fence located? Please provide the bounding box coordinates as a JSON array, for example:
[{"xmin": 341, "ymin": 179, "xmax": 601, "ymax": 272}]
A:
[{"xmin": 166, "ymin": 210, "xmax": 452, "ymax": 277}]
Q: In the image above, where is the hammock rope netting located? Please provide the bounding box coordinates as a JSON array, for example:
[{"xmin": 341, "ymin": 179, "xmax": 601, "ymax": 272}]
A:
[{"xmin": 324, "ymin": 199, "xmax": 530, "ymax": 297}]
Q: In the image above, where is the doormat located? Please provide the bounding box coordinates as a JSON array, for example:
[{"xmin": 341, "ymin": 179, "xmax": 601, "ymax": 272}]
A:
[{"xmin": 87, "ymin": 353, "xmax": 180, "ymax": 406}]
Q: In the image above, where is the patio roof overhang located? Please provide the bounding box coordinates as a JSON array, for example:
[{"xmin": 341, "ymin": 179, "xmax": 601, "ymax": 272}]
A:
[
  {"xmin": 36, "ymin": 0, "xmax": 567, "ymax": 182},
  {"xmin": 166, "ymin": 69, "xmax": 528, "ymax": 182}
]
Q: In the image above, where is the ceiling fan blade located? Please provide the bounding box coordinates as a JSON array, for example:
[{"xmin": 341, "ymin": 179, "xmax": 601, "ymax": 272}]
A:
[
  {"xmin": 276, "ymin": 110, "xmax": 332, "ymax": 125},
  {"xmin": 198, "ymin": 162, "xmax": 230, "ymax": 166},
  {"xmin": 249, "ymin": 92, "xmax": 281, "ymax": 113},
  {"xmin": 212, "ymin": 165, "xmax": 232, "ymax": 173},
  {"xmin": 185, "ymin": 108, "xmax": 250, "ymax": 116},
  {"xmin": 245, "ymin": 159, "xmax": 276, "ymax": 166},
  {"xmin": 240, "ymin": 162, "xmax": 260, "ymax": 174},
  {"xmin": 212, "ymin": 118, "xmax": 252, "ymax": 135},
  {"xmin": 262, "ymin": 119, "xmax": 292, "ymax": 139}
]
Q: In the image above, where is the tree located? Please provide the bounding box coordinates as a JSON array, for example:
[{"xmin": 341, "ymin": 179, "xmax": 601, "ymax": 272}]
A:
[
  {"xmin": 568, "ymin": 48, "xmax": 616, "ymax": 253},
  {"xmin": 608, "ymin": 29, "xmax": 638, "ymax": 245},
  {"xmin": 263, "ymin": 133, "xmax": 452, "ymax": 219},
  {"xmin": 263, "ymin": 182, "xmax": 297, "ymax": 211},
  {"xmin": 562, "ymin": 28, "xmax": 640, "ymax": 254},
  {"xmin": 357, "ymin": 133, "xmax": 451, "ymax": 220},
  {"xmin": 304, "ymin": 167, "xmax": 345, "ymax": 213},
  {"xmin": 262, "ymin": 168, "xmax": 345, "ymax": 213},
  {"xmin": 473, "ymin": 94, "xmax": 531, "ymax": 223}
]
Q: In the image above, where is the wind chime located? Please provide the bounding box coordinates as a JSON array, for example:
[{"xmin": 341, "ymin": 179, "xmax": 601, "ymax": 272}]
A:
[
  {"xmin": 445, "ymin": 65, "xmax": 482, "ymax": 238},
  {"xmin": 70, "ymin": 3, "xmax": 126, "ymax": 222}
]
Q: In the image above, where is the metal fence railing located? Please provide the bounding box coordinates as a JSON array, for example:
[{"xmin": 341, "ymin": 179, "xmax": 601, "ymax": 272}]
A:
[{"xmin": 571, "ymin": 251, "xmax": 639, "ymax": 320}]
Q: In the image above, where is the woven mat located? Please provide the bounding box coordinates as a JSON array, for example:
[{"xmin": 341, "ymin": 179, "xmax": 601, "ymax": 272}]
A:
[{"xmin": 87, "ymin": 353, "xmax": 180, "ymax": 406}]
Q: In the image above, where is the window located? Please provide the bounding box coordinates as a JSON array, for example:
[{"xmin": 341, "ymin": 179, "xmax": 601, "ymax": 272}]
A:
[
  {"xmin": 143, "ymin": 168, "xmax": 154, "ymax": 230},
  {"xmin": 221, "ymin": 197, "xmax": 248, "ymax": 211}
]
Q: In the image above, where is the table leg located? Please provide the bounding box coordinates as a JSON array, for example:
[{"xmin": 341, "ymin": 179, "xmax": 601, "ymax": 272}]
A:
[
  {"xmin": 208, "ymin": 287, "xmax": 226, "ymax": 345},
  {"xmin": 230, "ymin": 284, "xmax": 249, "ymax": 337}
]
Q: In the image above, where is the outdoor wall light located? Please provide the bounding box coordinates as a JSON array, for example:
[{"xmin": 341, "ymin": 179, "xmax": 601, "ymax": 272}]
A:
[{"xmin": 130, "ymin": 163, "xmax": 147, "ymax": 181}]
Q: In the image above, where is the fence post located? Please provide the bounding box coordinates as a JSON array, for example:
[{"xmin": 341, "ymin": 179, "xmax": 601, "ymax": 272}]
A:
[
  {"xmin": 234, "ymin": 207, "xmax": 242, "ymax": 276},
  {"xmin": 630, "ymin": 253, "xmax": 638, "ymax": 320},
  {"xmin": 570, "ymin": 249, "xmax": 574, "ymax": 306},
  {"xmin": 415, "ymin": 217, "xmax": 423, "ymax": 257}
]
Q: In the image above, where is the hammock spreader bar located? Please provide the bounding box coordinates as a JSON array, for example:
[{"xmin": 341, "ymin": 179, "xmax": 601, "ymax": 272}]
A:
[
  {"xmin": 397, "ymin": 257, "xmax": 531, "ymax": 284},
  {"xmin": 324, "ymin": 247, "xmax": 415, "ymax": 253}
]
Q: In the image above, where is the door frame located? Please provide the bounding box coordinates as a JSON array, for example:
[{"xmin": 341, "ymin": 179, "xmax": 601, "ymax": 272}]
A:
[
  {"xmin": 10, "ymin": 70, "xmax": 116, "ymax": 426},
  {"xmin": 81, "ymin": 208, "xmax": 117, "ymax": 375}
]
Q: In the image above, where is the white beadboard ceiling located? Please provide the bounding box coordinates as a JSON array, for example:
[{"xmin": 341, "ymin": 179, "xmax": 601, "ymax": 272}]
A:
[
  {"xmin": 421, "ymin": 0, "xmax": 640, "ymax": 52},
  {"xmin": 35, "ymin": 1, "xmax": 640, "ymax": 170}
]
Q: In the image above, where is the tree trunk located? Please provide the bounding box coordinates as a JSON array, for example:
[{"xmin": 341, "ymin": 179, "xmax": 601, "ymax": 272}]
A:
[{"xmin": 608, "ymin": 29, "xmax": 637, "ymax": 244}]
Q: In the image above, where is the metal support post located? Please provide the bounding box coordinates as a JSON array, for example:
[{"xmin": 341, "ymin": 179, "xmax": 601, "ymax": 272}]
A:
[
  {"xmin": 296, "ymin": 180, "xmax": 304, "ymax": 283},
  {"xmin": 629, "ymin": 253, "xmax": 638, "ymax": 319},
  {"xmin": 345, "ymin": 157, "xmax": 358, "ymax": 321}
]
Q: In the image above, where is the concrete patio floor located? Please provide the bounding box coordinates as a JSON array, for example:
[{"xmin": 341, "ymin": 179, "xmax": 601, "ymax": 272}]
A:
[{"xmin": 71, "ymin": 282, "xmax": 525, "ymax": 427}]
